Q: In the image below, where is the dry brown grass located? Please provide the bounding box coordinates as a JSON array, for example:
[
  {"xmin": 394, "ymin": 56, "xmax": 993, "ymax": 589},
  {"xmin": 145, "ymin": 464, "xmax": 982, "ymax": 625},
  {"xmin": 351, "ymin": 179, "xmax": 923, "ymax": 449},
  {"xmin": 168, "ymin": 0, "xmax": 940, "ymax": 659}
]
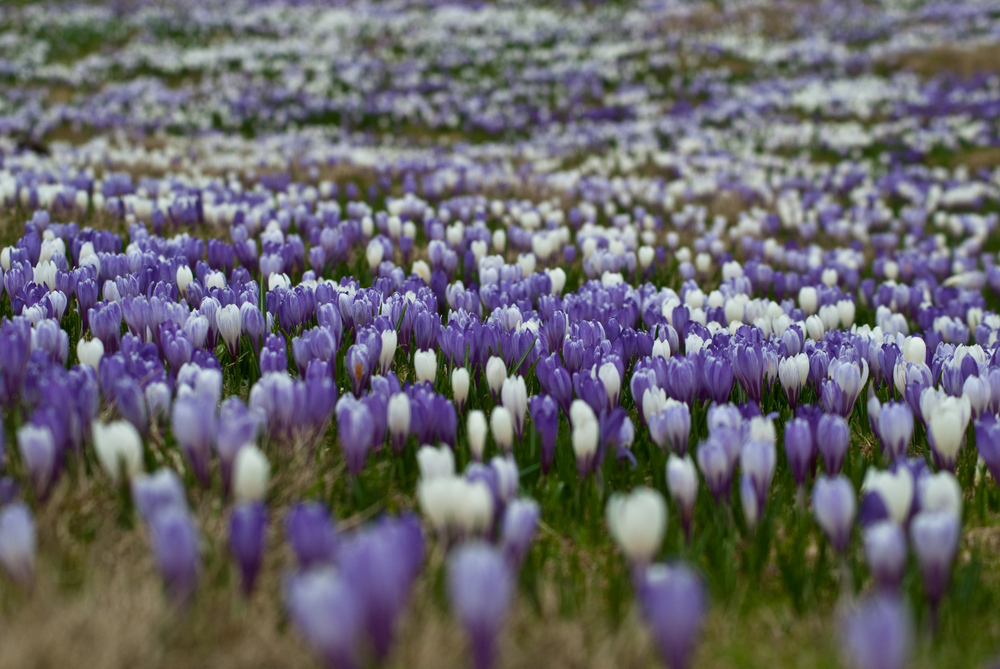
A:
[{"xmin": 886, "ymin": 42, "xmax": 1000, "ymax": 79}]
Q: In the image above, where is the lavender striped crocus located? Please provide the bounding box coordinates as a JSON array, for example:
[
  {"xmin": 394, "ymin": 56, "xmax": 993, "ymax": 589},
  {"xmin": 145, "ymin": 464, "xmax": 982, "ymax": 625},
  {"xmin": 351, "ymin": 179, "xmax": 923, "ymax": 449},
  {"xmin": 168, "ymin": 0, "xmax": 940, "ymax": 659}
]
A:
[
  {"xmin": 863, "ymin": 520, "xmax": 907, "ymax": 592},
  {"xmin": 170, "ymin": 396, "xmax": 216, "ymax": 487},
  {"xmin": 812, "ymin": 474, "xmax": 856, "ymax": 554},
  {"xmin": 817, "ymin": 414, "xmax": 849, "ymax": 476},
  {"xmin": 876, "ymin": 402, "xmax": 913, "ymax": 462},
  {"xmin": 528, "ymin": 395, "xmax": 559, "ymax": 475},
  {"xmin": 783, "ymin": 417, "xmax": 815, "ymax": 490},
  {"xmin": 448, "ymin": 542, "xmax": 513, "ymax": 669}
]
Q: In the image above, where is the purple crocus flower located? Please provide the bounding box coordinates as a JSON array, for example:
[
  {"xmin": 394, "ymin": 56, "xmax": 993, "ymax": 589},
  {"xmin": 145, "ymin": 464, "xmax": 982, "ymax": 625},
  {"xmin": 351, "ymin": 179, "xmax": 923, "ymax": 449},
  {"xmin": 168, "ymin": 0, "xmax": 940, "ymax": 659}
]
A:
[
  {"xmin": 336, "ymin": 396, "xmax": 374, "ymax": 475},
  {"xmin": 286, "ymin": 567, "xmax": 363, "ymax": 669},
  {"xmin": 229, "ymin": 502, "xmax": 268, "ymax": 596},
  {"xmin": 696, "ymin": 436, "xmax": 736, "ymax": 502},
  {"xmin": 448, "ymin": 542, "xmax": 513, "ymax": 669},
  {"xmin": 132, "ymin": 468, "xmax": 188, "ymax": 521},
  {"xmin": 149, "ymin": 506, "xmax": 200, "ymax": 603},
  {"xmin": 338, "ymin": 518, "xmax": 424, "ymax": 660},
  {"xmin": 650, "ymin": 400, "xmax": 691, "ymax": 455},
  {"xmin": 285, "ymin": 502, "xmax": 338, "ymax": 569},
  {"xmin": 783, "ymin": 417, "xmax": 815, "ymax": 489},
  {"xmin": 877, "ymin": 402, "xmax": 913, "ymax": 462},
  {"xmin": 500, "ymin": 498, "xmax": 540, "ymax": 568},
  {"xmin": 0, "ymin": 502, "xmax": 36, "ymax": 587},
  {"xmin": 346, "ymin": 344, "xmax": 371, "ymax": 397},
  {"xmin": 529, "ymin": 395, "xmax": 559, "ymax": 475},
  {"xmin": 974, "ymin": 415, "xmax": 1000, "ymax": 485},
  {"xmin": 637, "ymin": 562, "xmax": 707, "ymax": 669},
  {"xmin": 702, "ymin": 355, "xmax": 734, "ymax": 404},
  {"xmin": 840, "ymin": 594, "xmax": 913, "ymax": 669},
  {"xmin": 17, "ymin": 424, "xmax": 57, "ymax": 501},
  {"xmin": 863, "ymin": 520, "xmax": 907, "ymax": 592},
  {"xmin": 812, "ymin": 474, "xmax": 856, "ymax": 554},
  {"xmin": 817, "ymin": 414, "xmax": 849, "ymax": 476},
  {"xmin": 733, "ymin": 342, "xmax": 764, "ymax": 404},
  {"xmin": 170, "ymin": 396, "xmax": 216, "ymax": 487},
  {"xmin": 910, "ymin": 510, "xmax": 960, "ymax": 615}
]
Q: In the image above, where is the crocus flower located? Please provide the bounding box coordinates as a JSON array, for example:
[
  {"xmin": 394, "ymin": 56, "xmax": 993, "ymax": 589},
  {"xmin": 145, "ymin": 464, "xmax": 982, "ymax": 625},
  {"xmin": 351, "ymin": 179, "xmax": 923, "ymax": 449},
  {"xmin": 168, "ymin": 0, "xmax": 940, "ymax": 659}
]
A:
[
  {"xmin": 783, "ymin": 417, "xmax": 815, "ymax": 490},
  {"xmin": 216, "ymin": 303, "xmax": 242, "ymax": 359},
  {"xmin": 500, "ymin": 375, "xmax": 528, "ymax": 440},
  {"xmin": 232, "ymin": 445, "xmax": 270, "ymax": 503},
  {"xmin": 286, "ymin": 567, "xmax": 363, "ymax": 669},
  {"xmin": 170, "ymin": 396, "xmax": 216, "ymax": 487},
  {"xmin": 637, "ymin": 562, "xmax": 707, "ymax": 669},
  {"xmin": 485, "ymin": 356, "xmax": 507, "ymax": 400},
  {"xmin": 696, "ymin": 436, "xmax": 736, "ymax": 502},
  {"xmin": 812, "ymin": 474, "xmax": 856, "ymax": 553},
  {"xmin": 413, "ymin": 348, "xmax": 437, "ymax": 384},
  {"xmin": 817, "ymin": 414, "xmax": 849, "ymax": 476},
  {"xmin": 0, "ymin": 503, "xmax": 36, "ymax": 587},
  {"xmin": 863, "ymin": 521, "xmax": 907, "ymax": 592},
  {"xmin": 649, "ymin": 399, "xmax": 691, "ymax": 455},
  {"xmin": 840, "ymin": 594, "xmax": 913, "ymax": 669},
  {"xmin": 286, "ymin": 502, "xmax": 338, "ymax": 569},
  {"xmin": 490, "ymin": 406, "xmax": 514, "ymax": 454},
  {"xmin": 910, "ymin": 510, "xmax": 960, "ymax": 614},
  {"xmin": 918, "ymin": 471, "xmax": 962, "ymax": 520},
  {"xmin": 17, "ymin": 424, "xmax": 57, "ymax": 501},
  {"xmin": 447, "ymin": 542, "xmax": 513, "ymax": 669},
  {"xmin": 92, "ymin": 419, "xmax": 144, "ymax": 484},
  {"xmin": 570, "ymin": 399, "xmax": 600, "ymax": 477},
  {"xmin": 416, "ymin": 444, "xmax": 455, "ymax": 481},
  {"xmin": 666, "ymin": 454, "xmax": 698, "ymax": 540},
  {"xmin": 921, "ymin": 390, "xmax": 971, "ymax": 471},
  {"xmin": 606, "ymin": 487, "xmax": 667, "ymax": 567},
  {"xmin": 132, "ymin": 469, "xmax": 187, "ymax": 521},
  {"xmin": 387, "ymin": 392, "xmax": 411, "ymax": 454},
  {"xmin": 452, "ymin": 367, "xmax": 470, "ymax": 412},
  {"xmin": 862, "ymin": 467, "xmax": 914, "ymax": 526},
  {"xmin": 974, "ymin": 415, "xmax": 1000, "ymax": 485},
  {"xmin": 229, "ymin": 501, "xmax": 268, "ymax": 596},
  {"xmin": 876, "ymin": 402, "xmax": 913, "ymax": 462},
  {"xmin": 149, "ymin": 506, "xmax": 200, "ymax": 603},
  {"xmin": 778, "ymin": 353, "xmax": 809, "ymax": 407},
  {"xmin": 500, "ymin": 498, "xmax": 540, "ymax": 568},
  {"xmin": 337, "ymin": 396, "xmax": 374, "ymax": 475},
  {"xmin": 468, "ymin": 410, "xmax": 488, "ymax": 461},
  {"xmin": 528, "ymin": 395, "xmax": 559, "ymax": 474}
]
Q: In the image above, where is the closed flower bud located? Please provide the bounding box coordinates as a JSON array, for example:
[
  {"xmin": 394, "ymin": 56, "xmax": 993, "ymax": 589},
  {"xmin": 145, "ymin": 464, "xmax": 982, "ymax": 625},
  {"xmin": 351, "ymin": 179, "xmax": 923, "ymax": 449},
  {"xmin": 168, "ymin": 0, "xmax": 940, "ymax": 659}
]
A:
[
  {"xmin": 76, "ymin": 337, "xmax": 104, "ymax": 371},
  {"xmin": 232, "ymin": 445, "xmax": 270, "ymax": 503},
  {"xmin": 92, "ymin": 420, "xmax": 144, "ymax": 484},
  {"xmin": 863, "ymin": 521, "xmax": 907, "ymax": 591},
  {"xmin": 490, "ymin": 407, "xmax": 514, "ymax": 453},
  {"xmin": 917, "ymin": 471, "xmax": 962, "ymax": 520},
  {"xmin": 379, "ymin": 329, "xmax": 397, "ymax": 374},
  {"xmin": 667, "ymin": 454, "xmax": 698, "ymax": 538},
  {"xmin": 813, "ymin": 474, "xmax": 856, "ymax": 553},
  {"xmin": 387, "ymin": 393, "xmax": 412, "ymax": 453},
  {"xmin": 216, "ymin": 304, "xmax": 242, "ymax": 357},
  {"xmin": 417, "ymin": 444, "xmax": 455, "ymax": 481},
  {"xmin": 176, "ymin": 265, "xmax": 194, "ymax": 296},
  {"xmin": 486, "ymin": 356, "xmax": 507, "ymax": 399},
  {"xmin": 452, "ymin": 367, "xmax": 471, "ymax": 411},
  {"xmin": 606, "ymin": 487, "xmax": 667, "ymax": 565},
  {"xmin": 468, "ymin": 410, "xmax": 488, "ymax": 461},
  {"xmin": 413, "ymin": 348, "xmax": 437, "ymax": 384},
  {"xmin": 500, "ymin": 376, "xmax": 528, "ymax": 440}
]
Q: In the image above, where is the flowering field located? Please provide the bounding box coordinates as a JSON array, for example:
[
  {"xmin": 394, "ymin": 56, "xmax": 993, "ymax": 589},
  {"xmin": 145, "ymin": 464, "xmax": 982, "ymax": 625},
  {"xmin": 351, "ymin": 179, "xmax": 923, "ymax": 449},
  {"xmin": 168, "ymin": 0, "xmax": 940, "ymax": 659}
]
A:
[{"xmin": 1, "ymin": 1, "xmax": 1000, "ymax": 667}]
